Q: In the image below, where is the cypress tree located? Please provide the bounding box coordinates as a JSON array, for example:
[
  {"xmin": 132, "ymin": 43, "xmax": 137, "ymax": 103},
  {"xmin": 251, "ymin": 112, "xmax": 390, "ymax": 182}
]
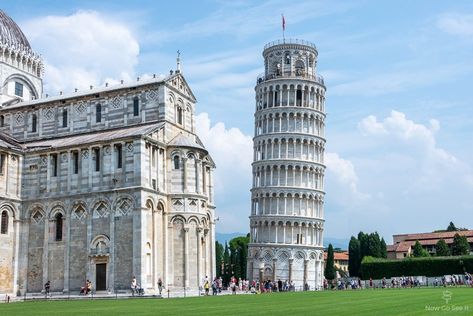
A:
[
  {"xmin": 446, "ymin": 222, "xmax": 458, "ymax": 232},
  {"xmin": 380, "ymin": 238, "xmax": 387, "ymax": 259},
  {"xmin": 367, "ymin": 232, "xmax": 382, "ymax": 258},
  {"xmin": 348, "ymin": 236, "xmax": 361, "ymax": 277},
  {"xmin": 435, "ymin": 239, "xmax": 450, "ymax": 256},
  {"xmin": 451, "ymin": 233, "xmax": 470, "ymax": 256},
  {"xmin": 324, "ymin": 244, "xmax": 336, "ymax": 280},
  {"xmin": 412, "ymin": 240, "xmax": 429, "ymax": 257},
  {"xmin": 215, "ymin": 241, "xmax": 224, "ymax": 276},
  {"xmin": 358, "ymin": 231, "xmax": 369, "ymax": 259}
]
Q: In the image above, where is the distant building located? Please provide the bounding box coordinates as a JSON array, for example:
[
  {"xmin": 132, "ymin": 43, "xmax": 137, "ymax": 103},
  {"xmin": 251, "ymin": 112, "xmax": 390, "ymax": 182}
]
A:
[
  {"xmin": 387, "ymin": 230, "xmax": 473, "ymax": 259},
  {"xmin": 323, "ymin": 251, "xmax": 349, "ymax": 277}
]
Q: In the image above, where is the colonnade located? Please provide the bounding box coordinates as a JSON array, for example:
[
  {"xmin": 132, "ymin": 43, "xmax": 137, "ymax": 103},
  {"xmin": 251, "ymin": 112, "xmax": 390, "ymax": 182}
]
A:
[
  {"xmin": 254, "ymin": 137, "xmax": 324, "ymax": 162},
  {"xmin": 250, "ymin": 220, "xmax": 323, "ymax": 246},
  {"xmin": 255, "ymin": 111, "xmax": 325, "ymax": 137},
  {"xmin": 256, "ymin": 84, "xmax": 325, "ymax": 112},
  {"xmin": 253, "ymin": 164, "xmax": 324, "ymax": 190},
  {"xmin": 0, "ymin": 44, "xmax": 42, "ymax": 77},
  {"xmin": 251, "ymin": 193, "xmax": 324, "ymax": 218}
]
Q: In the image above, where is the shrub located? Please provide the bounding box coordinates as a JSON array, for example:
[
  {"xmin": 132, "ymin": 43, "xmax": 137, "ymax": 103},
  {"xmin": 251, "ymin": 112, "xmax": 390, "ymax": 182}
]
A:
[{"xmin": 361, "ymin": 255, "xmax": 473, "ymax": 279}]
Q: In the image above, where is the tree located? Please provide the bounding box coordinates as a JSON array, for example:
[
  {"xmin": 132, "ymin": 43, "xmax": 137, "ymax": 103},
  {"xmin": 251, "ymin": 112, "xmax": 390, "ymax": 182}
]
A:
[
  {"xmin": 229, "ymin": 235, "xmax": 250, "ymax": 280},
  {"xmin": 348, "ymin": 236, "xmax": 361, "ymax": 277},
  {"xmin": 435, "ymin": 239, "xmax": 450, "ymax": 257},
  {"xmin": 324, "ymin": 244, "xmax": 336, "ymax": 280},
  {"xmin": 215, "ymin": 241, "xmax": 224, "ymax": 277},
  {"xmin": 380, "ymin": 238, "xmax": 388, "ymax": 259},
  {"xmin": 223, "ymin": 242, "xmax": 231, "ymax": 284},
  {"xmin": 367, "ymin": 232, "xmax": 382, "ymax": 258},
  {"xmin": 447, "ymin": 222, "xmax": 458, "ymax": 232},
  {"xmin": 412, "ymin": 240, "xmax": 429, "ymax": 257},
  {"xmin": 358, "ymin": 232, "xmax": 369, "ymax": 259},
  {"xmin": 451, "ymin": 233, "xmax": 470, "ymax": 256}
]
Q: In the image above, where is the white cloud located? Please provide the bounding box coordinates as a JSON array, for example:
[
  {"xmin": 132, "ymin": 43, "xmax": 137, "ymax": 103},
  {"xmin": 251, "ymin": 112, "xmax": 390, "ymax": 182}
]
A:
[
  {"xmin": 23, "ymin": 10, "xmax": 139, "ymax": 94},
  {"xmin": 195, "ymin": 113, "xmax": 253, "ymax": 233},
  {"xmin": 325, "ymin": 152, "xmax": 369, "ymax": 201},
  {"xmin": 437, "ymin": 13, "xmax": 473, "ymax": 37}
]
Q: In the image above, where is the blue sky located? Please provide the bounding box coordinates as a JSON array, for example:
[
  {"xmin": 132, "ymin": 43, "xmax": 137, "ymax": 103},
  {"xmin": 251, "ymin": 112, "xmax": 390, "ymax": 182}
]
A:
[{"xmin": 4, "ymin": 0, "xmax": 473, "ymax": 243}]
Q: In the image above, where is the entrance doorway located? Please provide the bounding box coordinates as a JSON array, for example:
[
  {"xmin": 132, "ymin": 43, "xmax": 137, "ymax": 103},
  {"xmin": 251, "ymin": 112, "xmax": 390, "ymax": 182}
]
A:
[{"xmin": 96, "ymin": 263, "xmax": 107, "ymax": 291}]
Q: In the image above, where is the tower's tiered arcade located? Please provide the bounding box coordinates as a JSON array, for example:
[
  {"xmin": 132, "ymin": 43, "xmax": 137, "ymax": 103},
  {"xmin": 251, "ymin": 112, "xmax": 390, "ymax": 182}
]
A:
[{"xmin": 247, "ymin": 39, "xmax": 326, "ymax": 290}]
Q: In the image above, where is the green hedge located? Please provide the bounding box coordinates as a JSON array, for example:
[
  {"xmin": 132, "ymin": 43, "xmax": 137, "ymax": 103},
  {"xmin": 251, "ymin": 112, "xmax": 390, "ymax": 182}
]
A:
[{"xmin": 361, "ymin": 255, "xmax": 473, "ymax": 279}]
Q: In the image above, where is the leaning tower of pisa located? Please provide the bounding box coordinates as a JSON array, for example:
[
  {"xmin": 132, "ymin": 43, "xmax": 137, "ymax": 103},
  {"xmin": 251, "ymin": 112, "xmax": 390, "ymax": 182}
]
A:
[{"xmin": 247, "ymin": 39, "xmax": 326, "ymax": 290}]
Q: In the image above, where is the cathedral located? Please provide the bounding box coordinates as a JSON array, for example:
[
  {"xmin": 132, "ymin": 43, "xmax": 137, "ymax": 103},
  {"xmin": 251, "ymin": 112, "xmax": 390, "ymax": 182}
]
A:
[{"xmin": 0, "ymin": 10, "xmax": 216, "ymax": 296}]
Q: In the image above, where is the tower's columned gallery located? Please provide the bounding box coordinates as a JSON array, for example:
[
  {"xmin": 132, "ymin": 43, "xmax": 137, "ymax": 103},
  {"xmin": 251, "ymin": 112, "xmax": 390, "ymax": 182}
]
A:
[
  {"xmin": 0, "ymin": 10, "xmax": 216, "ymax": 296},
  {"xmin": 247, "ymin": 39, "xmax": 326, "ymax": 290}
]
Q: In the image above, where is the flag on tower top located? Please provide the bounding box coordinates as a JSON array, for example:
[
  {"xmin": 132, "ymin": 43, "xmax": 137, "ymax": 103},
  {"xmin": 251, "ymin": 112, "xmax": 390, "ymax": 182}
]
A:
[{"xmin": 282, "ymin": 14, "xmax": 286, "ymax": 31}]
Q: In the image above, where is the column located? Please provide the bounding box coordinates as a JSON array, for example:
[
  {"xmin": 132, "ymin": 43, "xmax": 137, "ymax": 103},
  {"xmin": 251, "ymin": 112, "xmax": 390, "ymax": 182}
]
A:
[
  {"xmin": 288, "ymin": 259, "xmax": 293, "ymax": 283},
  {"xmin": 46, "ymin": 154, "xmax": 51, "ymax": 193},
  {"xmin": 4, "ymin": 153, "xmax": 9, "ymax": 195},
  {"xmin": 197, "ymin": 228, "xmax": 202, "ymax": 288},
  {"xmin": 182, "ymin": 157, "xmax": 187, "ymax": 192},
  {"xmin": 196, "ymin": 159, "xmax": 201, "ymax": 194},
  {"xmin": 12, "ymin": 219, "xmax": 20, "ymax": 295},
  {"xmin": 42, "ymin": 218, "xmax": 49, "ymax": 287},
  {"xmin": 63, "ymin": 214, "xmax": 71, "ymax": 293},
  {"xmin": 303, "ymin": 259, "xmax": 309, "ymax": 289},
  {"xmin": 88, "ymin": 146, "xmax": 93, "ymax": 189},
  {"xmin": 184, "ymin": 226, "xmax": 189, "ymax": 288},
  {"xmin": 282, "ymin": 223, "xmax": 286, "ymax": 243},
  {"xmin": 272, "ymin": 259, "xmax": 277, "ymax": 281},
  {"xmin": 67, "ymin": 150, "xmax": 72, "ymax": 192}
]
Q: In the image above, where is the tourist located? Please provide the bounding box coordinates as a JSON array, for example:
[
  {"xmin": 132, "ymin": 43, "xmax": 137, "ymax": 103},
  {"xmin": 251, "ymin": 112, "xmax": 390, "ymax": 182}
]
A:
[
  {"xmin": 131, "ymin": 276, "xmax": 137, "ymax": 296},
  {"xmin": 87, "ymin": 280, "xmax": 92, "ymax": 295},
  {"xmin": 44, "ymin": 280, "xmax": 51, "ymax": 297},
  {"xmin": 369, "ymin": 277, "xmax": 373, "ymax": 289},
  {"xmin": 212, "ymin": 278, "xmax": 218, "ymax": 296},
  {"xmin": 157, "ymin": 278, "xmax": 163, "ymax": 295},
  {"xmin": 204, "ymin": 279, "xmax": 210, "ymax": 296},
  {"xmin": 231, "ymin": 276, "xmax": 237, "ymax": 294}
]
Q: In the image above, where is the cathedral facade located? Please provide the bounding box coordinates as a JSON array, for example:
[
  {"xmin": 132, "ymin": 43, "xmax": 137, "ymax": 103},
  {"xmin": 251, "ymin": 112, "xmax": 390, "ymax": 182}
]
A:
[
  {"xmin": 247, "ymin": 39, "xmax": 326, "ymax": 290},
  {"xmin": 0, "ymin": 10, "xmax": 216, "ymax": 296}
]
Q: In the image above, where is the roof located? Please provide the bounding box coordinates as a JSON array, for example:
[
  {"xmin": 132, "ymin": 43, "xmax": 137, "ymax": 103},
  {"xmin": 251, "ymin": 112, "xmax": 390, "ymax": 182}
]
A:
[
  {"xmin": 387, "ymin": 235, "xmax": 473, "ymax": 253},
  {"xmin": 2, "ymin": 74, "xmax": 170, "ymax": 111},
  {"xmin": 168, "ymin": 133, "xmax": 206, "ymax": 151},
  {"xmin": 387, "ymin": 242, "xmax": 411, "ymax": 253},
  {"xmin": 0, "ymin": 132, "xmax": 23, "ymax": 150},
  {"xmin": 394, "ymin": 230, "xmax": 473, "ymax": 242},
  {"xmin": 0, "ymin": 10, "xmax": 31, "ymax": 49},
  {"xmin": 324, "ymin": 251, "xmax": 349, "ymax": 261},
  {"xmin": 24, "ymin": 122, "xmax": 164, "ymax": 150}
]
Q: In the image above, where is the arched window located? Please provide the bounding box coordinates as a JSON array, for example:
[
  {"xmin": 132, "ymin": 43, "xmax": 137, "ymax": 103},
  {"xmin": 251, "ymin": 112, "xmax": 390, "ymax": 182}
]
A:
[
  {"xmin": 96, "ymin": 104, "xmax": 102, "ymax": 123},
  {"xmin": 133, "ymin": 97, "xmax": 140, "ymax": 116},
  {"xmin": 295, "ymin": 60, "xmax": 305, "ymax": 76},
  {"xmin": 32, "ymin": 113, "xmax": 37, "ymax": 132},
  {"xmin": 177, "ymin": 107, "xmax": 183, "ymax": 125},
  {"xmin": 173, "ymin": 155, "xmax": 180, "ymax": 170},
  {"xmin": 55, "ymin": 213, "xmax": 63, "ymax": 241},
  {"xmin": 1, "ymin": 211, "xmax": 8, "ymax": 234},
  {"xmin": 285, "ymin": 52, "xmax": 291, "ymax": 65},
  {"xmin": 62, "ymin": 109, "xmax": 68, "ymax": 127}
]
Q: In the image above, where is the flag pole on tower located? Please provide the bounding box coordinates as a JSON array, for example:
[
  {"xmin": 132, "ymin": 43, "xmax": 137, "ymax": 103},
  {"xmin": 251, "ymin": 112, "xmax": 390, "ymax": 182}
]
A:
[{"xmin": 282, "ymin": 14, "xmax": 286, "ymax": 41}]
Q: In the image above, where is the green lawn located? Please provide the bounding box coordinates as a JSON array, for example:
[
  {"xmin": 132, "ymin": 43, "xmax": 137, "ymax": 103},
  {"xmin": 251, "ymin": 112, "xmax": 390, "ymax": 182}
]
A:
[{"xmin": 1, "ymin": 288, "xmax": 471, "ymax": 316}]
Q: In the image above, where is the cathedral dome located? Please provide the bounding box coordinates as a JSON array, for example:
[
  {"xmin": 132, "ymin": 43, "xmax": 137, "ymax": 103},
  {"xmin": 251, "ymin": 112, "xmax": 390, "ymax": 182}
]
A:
[{"xmin": 0, "ymin": 10, "xmax": 31, "ymax": 49}]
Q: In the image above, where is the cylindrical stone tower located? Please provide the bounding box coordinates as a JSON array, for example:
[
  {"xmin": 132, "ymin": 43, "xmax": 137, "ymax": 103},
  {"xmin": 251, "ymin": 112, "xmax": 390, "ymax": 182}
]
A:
[{"xmin": 247, "ymin": 39, "xmax": 326, "ymax": 290}]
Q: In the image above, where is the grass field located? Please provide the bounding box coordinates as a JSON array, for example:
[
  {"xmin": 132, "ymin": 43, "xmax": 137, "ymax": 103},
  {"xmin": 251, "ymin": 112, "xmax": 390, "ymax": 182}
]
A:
[{"xmin": 1, "ymin": 288, "xmax": 471, "ymax": 316}]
